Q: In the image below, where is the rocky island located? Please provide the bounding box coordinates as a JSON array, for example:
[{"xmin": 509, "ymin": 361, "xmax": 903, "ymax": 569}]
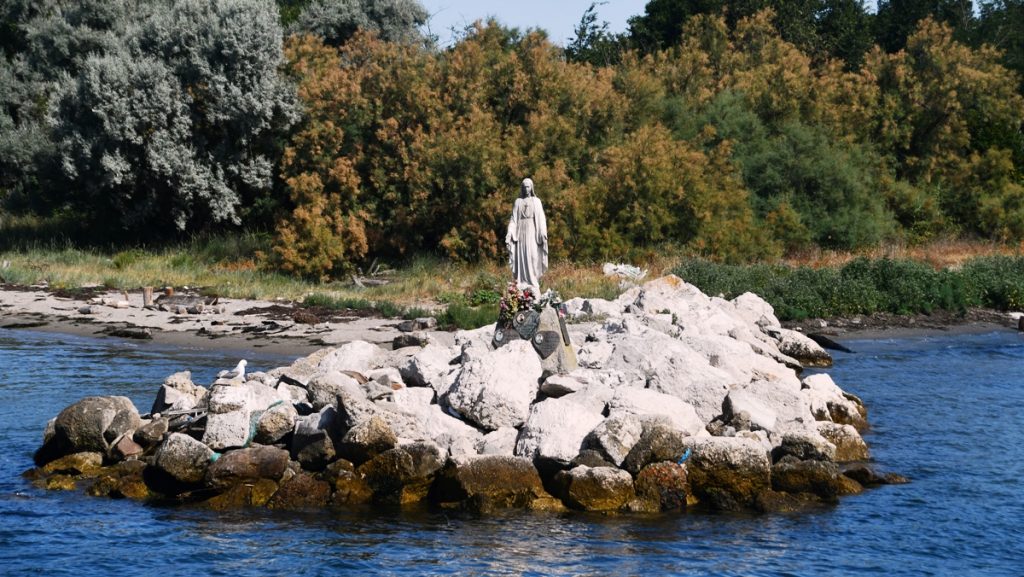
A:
[{"xmin": 27, "ymin": 275, "xmax": 904, "ymax": 514}]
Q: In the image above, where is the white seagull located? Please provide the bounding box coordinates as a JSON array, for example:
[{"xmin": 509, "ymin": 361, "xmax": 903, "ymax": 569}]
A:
[{"xmin": 218, "ymin": 359, "xmax": 247, "ymax": 381}]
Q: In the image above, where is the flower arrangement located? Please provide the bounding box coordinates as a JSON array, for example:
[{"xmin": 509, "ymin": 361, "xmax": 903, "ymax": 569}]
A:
[{"xmin": 498, "ymin": 281, "xmax": 536, "ymax": 327}]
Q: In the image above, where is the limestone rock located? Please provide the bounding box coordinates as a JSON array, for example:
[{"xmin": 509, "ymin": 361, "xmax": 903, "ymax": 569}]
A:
[
  {"xmin": 151, "ymin": 371, "xmax": 208, "ymax": 414},
  {"xmin": 41, "ymin": 451, "xmax": 104, "ymax": 476},
  {"xmin": 255, "ymin": 402, "xmax": 298, "ymax": 445},
  {"xmin": 722, "ymin": 380, "xmax": 816, "ymax": 435},
  {"xmin": 607, "ymin": 388, "xmax": 705, "ymax": 437},
  {"xmin": 817, "ymin": 422, "xmax": 869, "ymax": 462},
  {"xmin": 773, "ymin": 328, "xmax": 832, "ymax": 367},
  {"xmin": 771, "ymin": 459, "xmax": 845, "ymax": 501},
  {"xmin": 398, "ymin": 343, "xmax": 456, "ymax": 394},
  {"xmin": 290, "ymin": 407, "xmax": 339, "ymax": 471},
  {"xmin": 205, "ymin": 445, "xmax": 290, "ymax": 489},
  {"xmin": 154, "ymin": 433, "xmax": 214, "ymax": 485},
  {"xmin": 558, "ymin": 466, "xmax": 635, "ymax": 512},
  {"xmin": 633, "ymin": 461, "xmax": 690, "ymax": 512},
  {"xmin": 802, "ymin": 373, "xmax": 868, "ymax": 431},
  {"xmin": 133, "ymin": 417, "xmax": 169, "ymax": 448},
  {"xmin": 203, "ymin": 410, "xmax": 257, "ymax": 451},
  {"xmin": 338, "ymin": 415, "xmax": 398, "ymax": 465},
  {"xmin": 476, "ymin": 427, "xmax": 519, "ymax": 456},
  {"xmin": 323, "ymin": 459, "xmax": 372, "ymax": 505},
  {"xmin": 357, "ymin": 447, "xmax": 429, "ymax": 504},
  {"xmin": 582, "ymin": 413, "xmax": 644, "ymax": 467},
  {"xmin": 430, "ymin": 455, "xmax": 551, "ymax": 512},
  {"xmin": 305, "ymin": 371, "xmax": 363, "ymax": 412},
  {"xmin": 772, "ymin": 431, "xmax": 837, "ymax": 462},
  {"xmin": 682, "ymin": 436, "xmax": 772, "ymax": 511},
  {"xmin": 445, "ymin": 340, "xmax": 542, "ymax": 431},
  {"xmin": 318, "ymin": 341, "xmax": 386, "ymax": 375},
  {"xmin": 622, "ymin": 422, "xmax": 689, "ymax": 475},
  {"xmin": 535, "ymin": 305, "xmax": 578, "ymax": 376},
  {"xmin": 268, "ymin": 471, "xmax": 331, "ymax": 509},
  {"xmin": 514, "ymin": 396, "xmax": 603, "ymax": 465},
  {"xmin": 39, "ymin": 396, "xmax": 141, "ymax": 463},
  {"xmin": 540, "ymin": 374, "xmax": 586, "ymax": 397},
  {"xmin": 204, "ymin": 478, "xmax": 279, "ymax": 509},
  {"xmin": 731, "ymin": 292, "xmax": 781, "ymax": 330}
]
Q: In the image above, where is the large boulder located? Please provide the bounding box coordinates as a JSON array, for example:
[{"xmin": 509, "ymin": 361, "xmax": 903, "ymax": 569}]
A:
[
  {"xmin": 772, "ymin": 431, "xmax": 837, "ymax": 462},
  {"xmin": 722, "ymin": 380, "xmax": 816, "ymax": 435},
  {"xmin": 290, "ymin": 407, "xmax": 339, "ymax": 471},
  {"xmin": 817, "ymin": 422, "xmax": 870, "ymax": 462},
  {"xmin": 430, "ymin": 455, "xmax": 556, "ymax": 512},
  {"xmin": 151, "ymin": 371, "xmax": 208, "ymax": 414},
  {"xmin": 682, "ymin": 436, "xmax": 772, "ymax": 511},
  {"xmin": 306, "ymin": 371, "xmax": 364, "ymax": 412},
  {"xmin": 633, "ymin": 461, "xmax": 690, "ymax": 512},
  {"xmin": 773, "ymin": 328, "xmax": 832, "ymax": 367},
  {"xmin": 154, "ymin": 433, "xmax": 214, "ymax": 485},
  {"xmin": 357, "ymin": 441, "xmax": 443, "ymax": 504},
  {"xmin": 203, "ymin": 383, "xmax": 283, "ymax": 451},
  {"xmin": 445, "ymin": 340, "xmax": 542, "ymax": 431},
  {"xmin": 771, "ymin": 459, "xmax": 847, "ymax": 501},
  {"xmin": 557, "ymin": 466, "xmax": 635, "ymax": 512},
  {"xmin": 337, "ymin": 415, "xmax": 398, "ymax": 466},
  {"xmin": 801, "ymin": 374, "xmax": 868, "ymax": 431},
  {"xmin": 323, "ymin": 459, "xmax": 372, "ymax": 505},
  {"xmin": 205, "ymin": 445, "xmax": 290, "ymax": 489},
  {"xmin": 374, "ymin": 387, "xmax": 482, "ymax": 458},
  {"xmin": 398, "ymin": 343, "xmax": 456, "ymax": 394},
  {"xmin": 606, "ymin": 388, "xmax": 705, "ymax": 437},
  {"xmin": 267, "ymin": 470, "xmax": 331, "ymax": 509},
  {"xmin": 38, "ymin": 396, "xmax": 141, "ymax": 463},
  {"xmin": 255, "ymin": 402, "xmax": 298, "ymax": 445},
  {"xmin": 582, "ymin": 413, "xmax": 644, "ymax": 467},
  {"xmin": 514, "ymin": 396, "xmax": 604, "ymax": 465},
  {"xmin": 318, "ymin": 341, "xmax": 386, "ymax": 375},
  {"xmin": 731, "ymin": 292, "xmax": 781, "ymax": 330},
  {"xmin": 535, "ymin": 305, "xmax": 578, "ymax": 376},
  {"xmin": 621, "ymin": 421, "xmax": 690, "ymax": 475}
]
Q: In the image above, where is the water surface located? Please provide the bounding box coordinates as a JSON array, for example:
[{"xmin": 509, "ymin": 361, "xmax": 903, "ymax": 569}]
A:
[{"xmin": 1, "ymin": 328, "xmax": 1021, "ymax": 576}]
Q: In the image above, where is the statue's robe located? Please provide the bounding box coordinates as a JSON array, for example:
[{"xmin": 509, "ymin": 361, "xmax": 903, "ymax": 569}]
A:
[{"xmin": 506, "ymin": 196, "xmax": 548, "ymax": 291}]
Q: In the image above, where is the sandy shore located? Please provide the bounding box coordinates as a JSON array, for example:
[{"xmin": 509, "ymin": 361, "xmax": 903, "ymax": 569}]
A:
[
  {"xmin": 1, "ymin": 285, "xmax": 1019, "ymax": 356},
  {"xmin": 0, "ymin": 285, "xmax": 456, "ymax": 357}
]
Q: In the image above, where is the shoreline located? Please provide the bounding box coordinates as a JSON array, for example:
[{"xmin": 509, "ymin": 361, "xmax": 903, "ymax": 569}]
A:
[{"xmin": 1, "ymin": 286, "xmax": 1020, "ymax": 357}]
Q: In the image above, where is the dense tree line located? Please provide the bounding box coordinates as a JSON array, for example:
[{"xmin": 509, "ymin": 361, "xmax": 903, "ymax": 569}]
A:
[{"xmin": 1, "ymin": 0, "xmax": 1022, "ymax": 280}]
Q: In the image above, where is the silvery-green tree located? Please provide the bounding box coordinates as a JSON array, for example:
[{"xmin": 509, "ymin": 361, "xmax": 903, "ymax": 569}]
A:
[
  {"xmin": 288, "ymin": 0, "xmax": 428, "ymax": 46},
  {"xmin": 51, "ymin": 0, "xmax": 298, "ymax": 235}
]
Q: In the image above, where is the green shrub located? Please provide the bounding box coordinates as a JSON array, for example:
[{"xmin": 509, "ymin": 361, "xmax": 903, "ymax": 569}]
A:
[{"xmin": 438, "ymin": 303, "xmax": 498, "ymax": 330}]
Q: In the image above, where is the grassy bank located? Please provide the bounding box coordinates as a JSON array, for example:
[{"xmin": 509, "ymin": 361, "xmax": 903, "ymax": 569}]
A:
[{"xmin": 673, "ymin": 255, "xmax": 1024, "ymax": 321}]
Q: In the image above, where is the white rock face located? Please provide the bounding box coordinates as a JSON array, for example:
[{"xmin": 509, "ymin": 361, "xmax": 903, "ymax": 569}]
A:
[
  {"xmin": 155, "ymin": 432, "xmax": 213, "ymax": 483},
  {"xmin": 204, "ymin": 382, "xmax": 284, "ymax": 450},
  {"xmin": 731, "ymin": 292, "xmax": 781, "ymax": 330},
  {"xmin": 476, "ymin": 427, "xmax": 519, "ymax": 456},
  {"xmin": 514, "ymin": 396, "xmax": 604, "ymax": 464},
  {"xmin": 445, "ymin": 340, "xmax": 542, "ymax": 431},
  {"xmin": 801, "ymin": 373, "xmax": 867, "ymax": 430},
  {"xmin": 398, "ymin": 343, "xmax": 456, "ymax": 394},
  {"xmin": 583, "ymin": 413, "xmax": 644, "ymax": 466},
  {"xmin": 606, "ymin": 388, "xmax": 705, "ymax": 437},
  {"xmin": 774, "ymin": 328, "xmax": 832, "ymax": 367},
  {"xmin": 318, "ymin": 341, "xmax": 386, "ymax": 375},
  {"xmin": 723, "ymin": 380, "xmax": 816, "ymax": 435},
  {"xmin": 306, "ymin": 371, "xmax": 363, "ymax": 411}
]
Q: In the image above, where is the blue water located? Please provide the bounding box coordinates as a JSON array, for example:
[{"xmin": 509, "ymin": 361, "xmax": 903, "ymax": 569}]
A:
[{"xmin": 1, "ymin": 328, "xmax": 1022, "ymax": 576}]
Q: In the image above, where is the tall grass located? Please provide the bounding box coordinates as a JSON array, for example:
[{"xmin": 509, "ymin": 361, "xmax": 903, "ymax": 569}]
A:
[{"xmin": 673, "ymin": 255, "xmax": 1024, "ymax": 321}]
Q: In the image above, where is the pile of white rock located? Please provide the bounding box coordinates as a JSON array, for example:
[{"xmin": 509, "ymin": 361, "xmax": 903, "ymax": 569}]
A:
[{"xmin": 30, "ymin": 275, "xmax": 904, "ymax": 513}]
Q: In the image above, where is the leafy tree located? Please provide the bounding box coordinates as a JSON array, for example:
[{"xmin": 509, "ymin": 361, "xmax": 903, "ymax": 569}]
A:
[
  {"xmin": 874, "ymin": 0, "xmax": 975, "ymax": 52},
  {"xmin": 566, "ymin": 2, "xmax": 626, "ymax": 66},
  {"xmin": 288, "ymin": 0, "xmax": 427, "ymax": 46},
  {"xmin": 51, "ymin": 0, "xmax": 298, "ymax": 236}
]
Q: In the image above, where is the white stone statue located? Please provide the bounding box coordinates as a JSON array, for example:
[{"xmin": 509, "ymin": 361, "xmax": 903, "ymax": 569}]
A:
[{"xmin": 505, "ymin": 177, "xmax": 548, "ymax": 292}]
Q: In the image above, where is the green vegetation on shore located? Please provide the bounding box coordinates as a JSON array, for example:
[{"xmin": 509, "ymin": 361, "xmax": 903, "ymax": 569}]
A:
[{"xmin": 674, "ymin": 255, "xmax": 1024, "ymax": 321}]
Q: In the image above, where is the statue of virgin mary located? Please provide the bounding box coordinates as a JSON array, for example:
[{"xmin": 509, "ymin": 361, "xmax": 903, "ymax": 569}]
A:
[{"xmin": 505, "ymin": 177, "xmax": 548, "ymax": 293}]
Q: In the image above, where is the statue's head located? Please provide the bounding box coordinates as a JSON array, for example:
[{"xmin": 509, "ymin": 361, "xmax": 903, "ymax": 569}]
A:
[{"xmin": 521, "ymin": 178, "xmax": 535, "ymax": 198}]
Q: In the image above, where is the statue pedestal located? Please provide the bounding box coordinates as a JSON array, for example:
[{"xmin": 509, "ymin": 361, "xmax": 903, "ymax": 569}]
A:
[{"xmin": 492, "ymin": 304, "xmax": 577, "ymax": 376}]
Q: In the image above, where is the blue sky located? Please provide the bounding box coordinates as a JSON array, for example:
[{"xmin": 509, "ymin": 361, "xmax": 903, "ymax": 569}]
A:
[{"xmin": 420, "ymin": 1, "xmax": 648, "ymax": 47}]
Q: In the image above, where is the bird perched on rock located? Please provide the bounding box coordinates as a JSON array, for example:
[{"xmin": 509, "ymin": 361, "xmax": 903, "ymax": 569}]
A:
[{"xmin": 218, "ymin": 359, "xmax": 247, "ymax": 381}]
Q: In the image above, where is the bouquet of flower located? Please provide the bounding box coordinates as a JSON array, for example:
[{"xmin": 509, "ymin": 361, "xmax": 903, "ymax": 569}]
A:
[{"xmin": 498, "ymin": 282, "xmax": 536, "ymax": 327}]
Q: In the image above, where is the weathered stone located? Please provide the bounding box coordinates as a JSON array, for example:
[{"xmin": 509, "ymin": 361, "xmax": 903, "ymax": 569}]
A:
[
  {"xmin": 44, "ymin": 396, "xmax": 141, "ymax": 461},
  {"xmin": 267, "ymin": 471, "xmax": 331, "ymax": 509},
  {"xmin": 430, "ymin": 455, "xmax": 551, "ymax": 512},
  {"xmin": 255, "ymin": 402, "xmax": 298, "ymax": 445},
  {"xmin": 393, "ymin": 332, "xmax": 429, "ymax": 348},
  {"xmin": 202, "ymin": 410, "xmax": 257, "ymax": 451},
  {"xmin": 723, "ymin": 380, "xmax": 816, "ymax": 435},
  {"xmin": 151, "ymin": 371, "xmax": 208, "ymax": 414},
  {"xmin": 41, "ymin": 451, "xmax": 103, "ymax": 476},
  {"xmin": 570, "ymin": 449, "xmax": 616, "ymax": 469},
  {"xmin": 109, "ymin": 432, "xmax": 144, "ymax": 461},
  {"xmin": 817, "ymin": 422, "xmax": 869, "ymax": 462},
  {"xmin": 338, "ymin": 415, "xmax": 398, "ymax": 466},
  {"xmin": 774, "ymin": 328, "xmax": 832, "ymax": 367},
  {"xmin": 306, "ymin": 371, "xmax": 364, "ymax": 412},
  {"xmin": 540, "ymin": 374, "xmax": 586, "ymax": 397},
  {"xmin": 291, "ymin": 407, "xmax": 338, "ymax": 471},
  {"xmin": 772, "ymin": 431, "xmax": 837, "ymax": 462},
  {"xmin": 557, "ymin": 465, "xmax": 635, "ymax": 512},
  {"xmin": 802, "ymin": 373, "xmax": 868, "ymax": 431},
  {"xmin": 318, "ymin": 341, "xmax": 386, "ymax": 375},
  {"xmin": 752, "ymin": 489, "xmax": 822, "ymax": 513},
  {"xmin": 476, "ymin": 427, "xmax": 518, "ymax": 456},
  {"xmin": 535, "ymin": 305, "xmax": 578, "ymax": 376},
  {"xmin": 771, "ymin": 459, "xmax": 846, "ymax": 500},
  {"xmin": 841, "ymin": 464, "xmax": 910, "ymax": 487},
  {"xmin": 607, "ymin": 389, "xmax": 704, "ymax": 438},
  {"xmin": 154, "ymin": 433, "xmax": 214, "ymax": 485},
  {"xmin": 207, "ymin": 382, "xmax": 280, "ymax": 415},
  {"xmin": 323, "ymin": 459, "xmax": 372, "ymax": 505},
  {"xmin": 634, "ymin": 461, "xmax": 690, "ymax": 512},
  {"xmin": 682, "ymin": 436, "xmax": 772, "ymax": 511},
  {"xmin": 445, "ymin": 340, "xmax": 542, "ymax": 431},
  {"xmin": 204, "ymin": 478, "xmax": 278, "ymax": 509},
  {"xmin": 731, "ymin": 292, "xmax": 781, "ymax": 331},
  {"xmin": 622, "ymin": 422, "xmax": 689, "ymax": 475},
  {"xmin": 205, "ymin": 445, "xmax": 290, "ymax": 489},
  {"xmin": 357, "ymin": 447, "xmax": 420, "ymax": 503},
  {"xmin": 133, "ymin": 417, "xmax": 169, "ymax": 448},
  {"xmin": 514, "ymin": 396, "xmax": 604, "ymax": 464},
  {"xmin": 583, "ymin": 413, "xmax": 644, "ymax": 467},
  {"xmin": 398, "ymin": 343, "xmax": 456, "ymax": 394}
]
